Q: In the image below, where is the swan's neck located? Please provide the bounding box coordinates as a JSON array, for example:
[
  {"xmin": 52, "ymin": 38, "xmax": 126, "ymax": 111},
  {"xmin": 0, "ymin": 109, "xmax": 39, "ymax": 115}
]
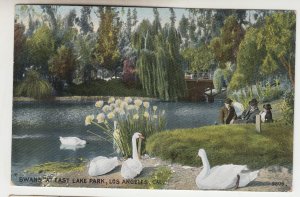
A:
[
  {"xmin": 199, "ymin": 153, "xmax": 210, "ymax": 178},
  {"xmin": 132, "ymin": 137, "xmax": 139, "ymax": 160}
]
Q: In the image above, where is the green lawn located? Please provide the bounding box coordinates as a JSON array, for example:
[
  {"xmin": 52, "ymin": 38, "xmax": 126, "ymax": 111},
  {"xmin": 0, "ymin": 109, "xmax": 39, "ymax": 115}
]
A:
[{"xmin": 146, "ymin": 123, "xmax": 293, "ymax": 169}]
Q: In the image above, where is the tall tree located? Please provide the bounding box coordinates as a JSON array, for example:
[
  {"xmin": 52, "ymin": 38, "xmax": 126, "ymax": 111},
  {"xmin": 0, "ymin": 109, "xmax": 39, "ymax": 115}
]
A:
[
  {"xmin": 93, "ymin": 7, "xmax": 121, "ymax": 73},
  {"xmin": 229, "ymin": 27, "xmax": 265, "ymax": 90},
  {"xmin": 134, "ymin": 14, "xmax": 186, "ymax": 101},
  {"xmin": 152, "ymin": 8, "xmax": 162, "ymax": 34},
  {"xmin": 14, "ymin": 22, "xmax": 27, "ymax": 81},
  {"xmin": 132, "ymin": 8, "xmax": 138, "ymax": 26},
  {"xmin": 210, "ymin": 15, "xmax": 244, "ymax": 68},
  {"xmin": 257, "ymin": 12, "xmax": 296, "ymax": 86},
  {"xmin": 178, "ymin": 14, "xmax": 189, "ymax": 48},
  {"xmin": 76, "ymin": 6, "xmax": 94, "ymax": 34},
  {"xmin": 48, "ymin": 45, "xmax": 76, "ymax": 87},
  {"xmin": 26, "ymin": 25, "xmax": 55, "ymax": 76},
  {"xmin": 188, "ymin": 17, "xmax": 197, "ymax": 47}
]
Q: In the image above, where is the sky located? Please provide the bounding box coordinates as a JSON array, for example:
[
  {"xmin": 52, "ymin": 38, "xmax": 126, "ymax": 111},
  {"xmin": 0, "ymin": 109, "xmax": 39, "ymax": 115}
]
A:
[{"xmin": 15, "ymin": 5, "xmax": 189, "ymax": 31}]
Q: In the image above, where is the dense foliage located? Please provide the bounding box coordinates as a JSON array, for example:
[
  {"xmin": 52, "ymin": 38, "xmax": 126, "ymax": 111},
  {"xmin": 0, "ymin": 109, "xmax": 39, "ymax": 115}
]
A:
[{"xmin": 13, "ymin": 6, "xmax": 295, "ymax": 105}]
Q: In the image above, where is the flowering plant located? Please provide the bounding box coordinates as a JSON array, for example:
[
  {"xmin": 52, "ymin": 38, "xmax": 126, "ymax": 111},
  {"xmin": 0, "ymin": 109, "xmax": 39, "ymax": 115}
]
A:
[{"xmin": 85, "ymin": 97, "xmax": 166, "ymax": 157}]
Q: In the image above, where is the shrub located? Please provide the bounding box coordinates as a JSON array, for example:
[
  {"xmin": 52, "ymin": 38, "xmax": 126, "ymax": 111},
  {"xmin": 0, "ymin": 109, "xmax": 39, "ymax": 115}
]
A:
[
  {"xmin": 280, "ymin": 90, "xmax": 294, "ymax": 125},
  {"xmin": 256, "ymin": 79, "xmax": 283, "ymax": 102},
  {"xmin": 15, "ymin": 70, "xmax": 52, "ymax": 100}
]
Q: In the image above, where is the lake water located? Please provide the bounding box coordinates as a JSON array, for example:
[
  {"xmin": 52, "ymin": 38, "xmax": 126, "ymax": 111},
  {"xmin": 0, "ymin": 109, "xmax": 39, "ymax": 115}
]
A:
[{"xmin": 11, "ymin": 100, "xmax": 222, "ymax": 182}]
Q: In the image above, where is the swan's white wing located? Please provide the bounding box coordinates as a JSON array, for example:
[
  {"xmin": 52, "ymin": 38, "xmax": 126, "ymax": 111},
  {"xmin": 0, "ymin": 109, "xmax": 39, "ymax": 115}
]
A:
[
  {"xmin": 88, "ymin": 157, "xmax": 119, "ymax": 176},
  {"xmin": 232, "ymin": 102, "xmax": 244, "ymax": 117},
  {"xmin": 199, "ymin": 164, "xmax": 248, "ymax": 190},
  {"xmin": 121, "ymin": 158, "xmax": 143, "ymax": 179},
  {"xmin": 239, "ymin": 170, "xmax": 259, "ymax": 187}
]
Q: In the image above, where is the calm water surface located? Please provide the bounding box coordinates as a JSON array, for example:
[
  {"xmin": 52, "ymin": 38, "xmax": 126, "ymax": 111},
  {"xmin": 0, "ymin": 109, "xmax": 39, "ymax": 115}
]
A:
[{"xmin": 12, "ymin": 100, "xmax": 222, "ymax": 181}]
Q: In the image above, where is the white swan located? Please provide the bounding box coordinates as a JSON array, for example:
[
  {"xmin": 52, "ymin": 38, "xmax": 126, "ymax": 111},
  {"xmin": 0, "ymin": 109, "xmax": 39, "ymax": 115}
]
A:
[
  {"xmin": 88, "ymin": 156, "xmax": 119, "ymax": 176},
  {"xmin": 59, "ymin": 136, "xmax": 86, "ymax": 146},
  {"xmin": 121, "ymin": 132, "xmax": 144, "ymax": 179},
  {"xmin": 60, "ymin": 144, "xmax": 86, "ymax": 151},
  {"xmin": 196, "ymin": 149, "xmax": 259, "ymax": 190}
]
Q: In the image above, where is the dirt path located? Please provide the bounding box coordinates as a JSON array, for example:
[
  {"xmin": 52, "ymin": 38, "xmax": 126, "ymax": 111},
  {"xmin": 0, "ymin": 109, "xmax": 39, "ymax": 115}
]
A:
[{"xmin": 45, "ymin": 156, "xmax": 292, "ymax": 192}]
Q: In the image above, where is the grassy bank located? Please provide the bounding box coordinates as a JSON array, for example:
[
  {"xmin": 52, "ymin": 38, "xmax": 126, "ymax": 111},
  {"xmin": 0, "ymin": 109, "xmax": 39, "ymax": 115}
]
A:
[
  {"xmin": 66, "ymin": 79, "xmax": 146, "ymax": 97},
  {"xmin": 146, "ymin": 123, "xmax": 293, "ymax": 169},
  {"xmin": 25, "ymin": 161, "xmax": 86, "ymax": 174}
]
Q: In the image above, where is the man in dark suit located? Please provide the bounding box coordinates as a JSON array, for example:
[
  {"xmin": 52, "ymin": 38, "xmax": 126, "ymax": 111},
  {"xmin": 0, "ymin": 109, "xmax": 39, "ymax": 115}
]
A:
[
  {"xmin": 235, "ymin": 98, "xmax": 260, "ymax": 124},
  {"xmin": 219, "ymin": 98, "xmax": 237, "ymax": 124}
]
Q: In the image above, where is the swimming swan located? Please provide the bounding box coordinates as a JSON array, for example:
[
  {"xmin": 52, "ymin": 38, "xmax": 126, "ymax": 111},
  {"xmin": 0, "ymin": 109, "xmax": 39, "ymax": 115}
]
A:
[
  {"xmin": 88, "ymin": 156, "xmax": 119, "ymax": 176},
  {"xmin": 59, "ymin": 136, "xmax": 86, "ymax": 146},
  {"xmin": 121, "ymin": 132, "xmax": 144, "ymax": 179},
  {"xmin": 60, "ymin": 144, "xmax": 85, "ymax": 151},
  {"xmin": 196, "ymin": 149, "xmax": 259, "ymax": 190}
]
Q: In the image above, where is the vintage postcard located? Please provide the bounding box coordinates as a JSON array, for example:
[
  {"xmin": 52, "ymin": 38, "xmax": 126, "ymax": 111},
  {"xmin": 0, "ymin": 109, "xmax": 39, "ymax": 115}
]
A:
[{"xmin": 11, "ymin": 2, "xmax": 295, "ymax": 193}]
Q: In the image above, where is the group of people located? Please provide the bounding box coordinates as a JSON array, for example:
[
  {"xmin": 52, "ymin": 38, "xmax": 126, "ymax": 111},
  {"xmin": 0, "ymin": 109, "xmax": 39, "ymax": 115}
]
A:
[{"xmin": 219, "ymin": 98, "xmax": 273, "ymax": 125}]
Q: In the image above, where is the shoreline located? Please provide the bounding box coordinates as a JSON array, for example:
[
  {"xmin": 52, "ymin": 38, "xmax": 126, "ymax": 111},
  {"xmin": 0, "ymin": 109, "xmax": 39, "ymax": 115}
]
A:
[
  {"xmin": 13, "ymin": 96, "xmax": 161, "ymax": 103},
  {"xmin": 13, "ymin": 96, "xmax": 225, "ymax": 103}
]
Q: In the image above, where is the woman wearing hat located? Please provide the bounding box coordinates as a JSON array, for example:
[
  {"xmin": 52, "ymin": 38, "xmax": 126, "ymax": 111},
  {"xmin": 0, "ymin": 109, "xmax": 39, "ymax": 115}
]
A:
[
  {"xmin": 219, "ymin": 98, "xmax": 237, "ymax": 124},
  {"xmin": 260, "ymin": 104, "xmax": 273, "ymax": 123}
]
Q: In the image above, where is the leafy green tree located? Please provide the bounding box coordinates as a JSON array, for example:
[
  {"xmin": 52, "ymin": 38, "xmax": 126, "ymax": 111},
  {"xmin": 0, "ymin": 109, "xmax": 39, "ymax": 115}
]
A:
[
  {"xmin": 257, "ymin": 12, "xmax": 296, "ymax": 86},
  {"xmin": 40, "ymin": 5, "xmax": 58, "ymax": 33},
  {"xmin": 188, "ymin": 17, "xmax": 197, "ymax": 47},
  {"xmin": 152, "ymin": 8, "xmax": 162, "ymax": 35},
  {"xmin": 14, "ymin": 22, "xmax": 27, "ymax": 81},
  {"xmin": 178, "ymin": 14, "xmax": 189, "ymax": 48},
  {"xmin": 134, "ymin": 11, "xmax": 186, "ymax": 101},
  {"xmin": 76, "ymin": 6, "xmax": 94, "ymax": 34},
  {"xmin": 182, "ymin": 45, "xmax": 214, "ymax": 72},
  {"xmin": 210, "ymin": 15, "xmax": 244, "ymax": 68},
  {"xmin": 93, "ymin": 7, "xmax": 121, "ymax": 73},
  {"xmin": 132, "ymin": 8, "xmax": 138, "ymax": 26},
  {"xmin": 74, "ymin": 34, "xmax": 97, "ymax": 84},
  {"xmin": 26, "ymin": 25, "xmax": 55, "ymax": 75},
  {"xmin": 229, "ymin": 27, "xmax": 265, "ymax": 90},
  {"xmin": 48, "ymin": 45, "xmax": 76, "ymax": 84}
]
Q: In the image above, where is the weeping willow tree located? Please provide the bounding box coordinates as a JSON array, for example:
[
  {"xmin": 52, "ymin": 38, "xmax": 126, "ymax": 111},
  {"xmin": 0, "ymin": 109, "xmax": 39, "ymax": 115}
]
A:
[{"xmin": 133, "ymin": 12, "xmax": 186, "ymax": 101}]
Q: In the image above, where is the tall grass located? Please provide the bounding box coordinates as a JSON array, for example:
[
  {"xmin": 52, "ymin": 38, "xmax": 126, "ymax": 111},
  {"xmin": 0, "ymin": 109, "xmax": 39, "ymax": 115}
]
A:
[
  {"xmin": 16, "ymin": 70, "xmax": 52, "ymax": 100},
  {"xmin": 146, "ymin": 123, "xmax": 293, "ymax": 169}
]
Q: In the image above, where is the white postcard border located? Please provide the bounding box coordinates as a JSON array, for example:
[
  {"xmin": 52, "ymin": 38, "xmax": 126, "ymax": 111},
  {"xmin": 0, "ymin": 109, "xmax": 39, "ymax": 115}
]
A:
[{"xmin": 1, "ymin": 0, "xmax": 299, "ymax": 197}]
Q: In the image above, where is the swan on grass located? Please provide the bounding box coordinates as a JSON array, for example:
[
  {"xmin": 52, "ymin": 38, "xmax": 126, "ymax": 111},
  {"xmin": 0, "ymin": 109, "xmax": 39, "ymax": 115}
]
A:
[
  {"xmin": 88, "ymin": 156, "xmax": 119, "ymax": 176},
  {"xmin": 121, "ymin": 132, "xmax": 144, "ymax": 179},
  {"xmin": 59, "ymin": 136, "xmax": 86, "ymax": 146},
  {"xmin": 196, "ymin": 149, "xmax": 259, "ymax": 190}
]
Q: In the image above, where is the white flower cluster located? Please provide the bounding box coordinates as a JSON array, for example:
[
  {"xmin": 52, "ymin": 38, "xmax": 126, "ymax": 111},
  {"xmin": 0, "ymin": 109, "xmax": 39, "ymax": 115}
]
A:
[{"xmin": 85, "ymin": 97, "xmax": 161, "ymax": 125}]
